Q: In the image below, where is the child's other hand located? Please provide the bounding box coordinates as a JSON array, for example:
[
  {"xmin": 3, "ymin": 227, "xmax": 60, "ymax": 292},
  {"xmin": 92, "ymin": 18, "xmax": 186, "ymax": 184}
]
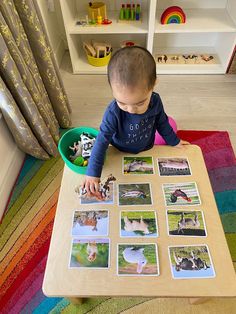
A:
[
  {"xmin": 82, "ymin": 176, "xmax": 104, "ymax": 200},
  {"xmin": 175, "ymin": 139, "xmax": 190, "ymax": 148}
]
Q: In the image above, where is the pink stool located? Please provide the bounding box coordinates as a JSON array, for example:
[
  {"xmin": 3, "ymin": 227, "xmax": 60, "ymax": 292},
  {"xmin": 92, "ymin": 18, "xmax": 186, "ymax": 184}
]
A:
[{"xmin": 154, "ymin": 116, "xmax": 177, "ymax": 145}]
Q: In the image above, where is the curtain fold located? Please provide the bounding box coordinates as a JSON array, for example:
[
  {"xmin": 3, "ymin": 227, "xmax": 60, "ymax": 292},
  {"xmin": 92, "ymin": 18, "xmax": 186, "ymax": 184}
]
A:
[{"xmin": 0, "ymin": 0, "xmax": 71, "ymax": 159}]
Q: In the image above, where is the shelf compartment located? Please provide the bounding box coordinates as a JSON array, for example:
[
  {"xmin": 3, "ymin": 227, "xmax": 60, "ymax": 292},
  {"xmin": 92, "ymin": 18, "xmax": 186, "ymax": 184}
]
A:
[{"xmin": 155, "ymin": 9, "xmax": 236, "ymax": 33}]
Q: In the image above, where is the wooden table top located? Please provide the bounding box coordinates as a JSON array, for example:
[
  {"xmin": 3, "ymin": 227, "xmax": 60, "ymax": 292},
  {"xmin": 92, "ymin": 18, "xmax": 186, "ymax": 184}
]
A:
[{"xmin": 43, "ymin": 145, "xmax": 236, "ymax": 298}]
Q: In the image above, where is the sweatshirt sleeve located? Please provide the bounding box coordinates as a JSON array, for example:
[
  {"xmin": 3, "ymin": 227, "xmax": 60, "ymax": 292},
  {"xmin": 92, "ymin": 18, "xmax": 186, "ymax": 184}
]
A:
[
  {"xmin": 86, "ymin": 106, "xmax": 117, "ymax": 178},
  {"xmin": 155, "ymin": 96, "xmax": 180, "ymax": 146}
]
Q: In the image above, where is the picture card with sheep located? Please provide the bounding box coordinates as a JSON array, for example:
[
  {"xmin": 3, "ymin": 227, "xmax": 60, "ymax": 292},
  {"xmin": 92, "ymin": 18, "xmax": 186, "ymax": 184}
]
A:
[
  {"xmin": 120, "ymin": 210, "xmax": 158, "ymax": 238},
  {"xmin": 123, "ymin": 156, "xmax": 155, "ymax": 175},
  {"xmin": 117, "ymin": 244, "xmax": 159, "ymax": 276},
  {"xmin": 168, "ymin": 244, "xmax": 215, "ymax": 279},
  {"xmin": 166, "ymin": 210, "xmax": 207, "ymax": 237}
]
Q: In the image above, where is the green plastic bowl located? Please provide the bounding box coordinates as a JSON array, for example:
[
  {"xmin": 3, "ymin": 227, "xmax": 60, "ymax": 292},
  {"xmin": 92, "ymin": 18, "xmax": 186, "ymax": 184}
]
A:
[{"xmin": 58, "ymin": 127, "xmax": 99, "ymax": 174}]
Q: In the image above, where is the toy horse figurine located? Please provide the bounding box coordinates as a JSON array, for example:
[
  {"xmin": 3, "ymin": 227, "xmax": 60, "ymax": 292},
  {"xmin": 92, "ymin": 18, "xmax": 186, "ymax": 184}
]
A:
[{"xmin": 75, "ymin": 174, "xmax": 116, "ymax": 200}]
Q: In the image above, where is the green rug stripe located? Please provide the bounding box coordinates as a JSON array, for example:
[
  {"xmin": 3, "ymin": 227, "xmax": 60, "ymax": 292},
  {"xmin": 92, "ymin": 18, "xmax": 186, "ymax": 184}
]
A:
[
  {"xmin": 220, "ymin": 212, "xmax": 236, "ymax": 233},
  {"xmin": 0, "ymin": 156, "xmax": 60, "ymax": 236},
  {"xmin": 225, "ymin": 233, "xmax": 236, "ymax": 261},
  {"xmin": 7, "ymin": 159, "xmax": 44, "ymax": 210},
  {"xmin": 54, "ymin": 298, "xmax": 109, "ymax": 314},
  {"xmin": 0, "ymin": 158, "xmax": 64, "ymax": 248}
]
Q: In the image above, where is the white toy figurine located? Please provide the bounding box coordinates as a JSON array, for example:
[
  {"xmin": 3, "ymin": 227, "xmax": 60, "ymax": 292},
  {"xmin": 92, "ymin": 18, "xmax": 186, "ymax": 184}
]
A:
[
  {"xmin": 69, "ymin": 141, "xmax": 82, "ymax": 161},
  {"xmin": 80, "ymin": 132, "xmax": 96, "ymax": 158}
]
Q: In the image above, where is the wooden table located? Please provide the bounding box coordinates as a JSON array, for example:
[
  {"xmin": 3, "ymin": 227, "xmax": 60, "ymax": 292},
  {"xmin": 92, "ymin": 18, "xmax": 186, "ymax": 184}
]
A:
[{"xmin": 43, "ymin": 145, "xmax": 236, "ymax": 303}]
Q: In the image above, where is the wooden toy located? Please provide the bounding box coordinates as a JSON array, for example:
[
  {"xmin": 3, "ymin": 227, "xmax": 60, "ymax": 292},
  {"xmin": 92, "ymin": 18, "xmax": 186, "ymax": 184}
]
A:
[
  {"xmin": 92, "ymin": 40, "xmax": 112, "ymax": 57},
  {"xmin": 118, "ymin": 3, "xmax": 141, "ymax": 22},
  {"xmin": 88, "ymin": 2, "xmax": 112, "ymax": 25},
  {"xmin": 120, "ymin": 40, "xmax": 137, "ymax": 48},
  {"xmin": 83, "ymin": 41, "xmax": 96, "ymax": 57},
  {"xmin": 161, "ymin": 6, "xmax": 186, "ymax": 24}
]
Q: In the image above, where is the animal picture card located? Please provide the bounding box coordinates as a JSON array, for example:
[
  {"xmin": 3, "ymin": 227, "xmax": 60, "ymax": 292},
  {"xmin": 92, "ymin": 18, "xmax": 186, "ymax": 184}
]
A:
[
  {"xmin": 69, "ymin": 238, "xmax": 110, "ymax": 269},
  {"xmin": 123, "ymin": 156, "xmax": 154, "ymax": 175},
  {"xmin": 79, "ymin": 182, "xmax": 115, "ymax": 205},
  {"xmin": 118, "ymin": 183, "xmax": 153, "ymax": 206},
  {"xmin": 168, "ymin": 244, "xmax": 215, "ymax": 279},
  {"xmin": 166, "ymin": 210, "xmax": 207, "ymax": 237},
  {"xmin": 162, "ymin": 182, "xmax": 201, "ymax": 206},
  {"xmin": 117, "ymin": 243, "xmax": 159, "ymax": 276},
  {"xmin": 72, "ymin": 210, "xmax": 109, "ymax": 237},
  {"xmin": 120, "ymin": 210, "xmax": 158, "ymax": 237},
  {"xmin": 157, "ymin": 157, "xmax": 191, "ymax": 176}
]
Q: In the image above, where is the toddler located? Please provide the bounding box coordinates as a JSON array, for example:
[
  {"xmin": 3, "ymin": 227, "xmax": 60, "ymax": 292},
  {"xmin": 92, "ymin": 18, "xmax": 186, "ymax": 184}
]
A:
[{"xmin": 83, "ymin": 46, "xmax": 189, "ymax": 198}]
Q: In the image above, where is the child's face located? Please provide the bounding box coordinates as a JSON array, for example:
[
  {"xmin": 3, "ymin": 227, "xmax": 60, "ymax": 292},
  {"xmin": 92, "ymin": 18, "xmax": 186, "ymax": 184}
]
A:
[{"xmin": 111, "ymin": 83, "xmax": 153, "ymax": 114}]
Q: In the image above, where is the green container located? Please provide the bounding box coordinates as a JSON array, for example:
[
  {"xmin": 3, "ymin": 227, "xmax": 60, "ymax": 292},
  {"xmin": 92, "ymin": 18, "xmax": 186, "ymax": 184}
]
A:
[{"xmin": 58, "ymin": 127, "xmax": 99, "ymax": 174}]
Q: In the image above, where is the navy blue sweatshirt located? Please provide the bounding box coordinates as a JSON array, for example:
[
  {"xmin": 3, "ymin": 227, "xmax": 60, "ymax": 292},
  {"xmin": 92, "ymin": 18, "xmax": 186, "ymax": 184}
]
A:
[{"xmin": 86, "ymin": 92, "xmax": 180, "ymax": 177}]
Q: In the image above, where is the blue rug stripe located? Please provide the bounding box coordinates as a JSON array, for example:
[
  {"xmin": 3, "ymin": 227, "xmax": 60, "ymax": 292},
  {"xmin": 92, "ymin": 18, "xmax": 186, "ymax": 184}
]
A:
[
  {"xmin": 215, "ymin": 190, "xmax": 236, "ymax": 214},
  {"xmin": 49, "ymin": 298, "xmax": 71, "ymax": 314},
  {"xmin": 32, "ymin": 298, "xmax": 63, "ymax": 314}
]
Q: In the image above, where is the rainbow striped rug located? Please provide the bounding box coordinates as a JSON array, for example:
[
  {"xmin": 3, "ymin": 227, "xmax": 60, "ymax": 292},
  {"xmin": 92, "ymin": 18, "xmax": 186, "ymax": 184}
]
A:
[{"xmin": 0, "ymin": 130, "xmax": 235, "ymax": 313}]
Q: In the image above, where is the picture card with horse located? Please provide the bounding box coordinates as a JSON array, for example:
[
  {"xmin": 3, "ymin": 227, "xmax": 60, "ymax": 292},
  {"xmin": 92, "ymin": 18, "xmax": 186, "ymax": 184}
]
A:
[
  {"xmin": 118, "ymin": 183, "xmax": 153, "ymax": 206},
  {"xmin": 157, "ymin": 157, "xmax": 191, "ymax": 176},
  {"xmin": 168, "ymin": 244, "xmax": 215, "ymax": 279},
  {"xmin": 117, "ymin": 243, "xmax": 159, "ymax": 276},
  {"xmin": 69, "ymin": 238, "xmax": 110, "ymax": 269},
  {"xmin": 162, "ymin": 182, "xmax": 201, "ymax": 206},
  {"xmin": 120, "ymin": 210, "xmax": 158, "ymax": 238},
  {"xmin": 166, "ymin": 210, "xmax": 207, "ymax": 237},
  {"xmin": 123, "ymin": 156, "xmax": 155, "ymax": 175},
  {"xmin": 72, "ymin": 210, "xmax": 109, "ymax": 237}
]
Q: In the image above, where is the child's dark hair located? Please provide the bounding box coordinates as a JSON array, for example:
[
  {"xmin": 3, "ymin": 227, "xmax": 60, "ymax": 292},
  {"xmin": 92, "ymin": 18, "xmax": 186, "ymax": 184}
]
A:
[{"xmin": 108, "ymin": 46, "xmax": 156, "ymax": 90}]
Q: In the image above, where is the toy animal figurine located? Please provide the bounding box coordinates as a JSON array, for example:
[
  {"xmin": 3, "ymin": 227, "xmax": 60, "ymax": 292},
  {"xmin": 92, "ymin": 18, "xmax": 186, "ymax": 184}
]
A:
[
  {"xmin": 157, "ymin": 55, "xmax": 168, "ymax": 63},
  {"xmin": 87, "ymin": 241, "xmax": 98, "ymax": 262},
  {"xmin": 173, "ymin": 251, "xmax": 210, "ymax": 271},
  {"xmin": 75, "ymin": 174, "xmax": 116, "ymax": 200},
  {"xmin": 171, "ymin": 55, "xmax": 179, "ymax": 61},
  {"xmin": 124, "ymin": 216, "xmax": 150, "ymax": 234},
  {"xmin": 122, "ymin": 247, "xmax": 147, "ymax": 273},
  {"xmin": 177, "ymin": 212, "xmax": 200, "ymax": 234},
  {"xmin": 170, "ymin": 189, "xmax": 191, "ymax": 203},
  {"xmin": 80, "ymin": 132, "xmax": 96, "ymax": 158},
  {"xmin": 69, "ymin": 141, "xmax": 82, "ymax": 161},
  {"xmin": 201, "ymin": 55, "xmax": 213, "ymax": 62}
]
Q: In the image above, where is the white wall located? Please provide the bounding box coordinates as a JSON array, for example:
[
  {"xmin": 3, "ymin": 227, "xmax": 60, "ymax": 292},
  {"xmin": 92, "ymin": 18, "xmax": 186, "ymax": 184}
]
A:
[
  {"xmin": 36, "ymin": 0, "xmax": 67, "ymax": 67},
  {"xmin": 0, "ymin": 115, "xmax": 25, "ymax": 219}
]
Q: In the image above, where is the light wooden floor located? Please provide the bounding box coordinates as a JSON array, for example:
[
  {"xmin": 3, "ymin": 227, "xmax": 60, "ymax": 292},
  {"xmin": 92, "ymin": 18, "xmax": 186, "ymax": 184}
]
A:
[{"xmin": 60, "ymin": 53, "xmax": 236, "ymax": 153}]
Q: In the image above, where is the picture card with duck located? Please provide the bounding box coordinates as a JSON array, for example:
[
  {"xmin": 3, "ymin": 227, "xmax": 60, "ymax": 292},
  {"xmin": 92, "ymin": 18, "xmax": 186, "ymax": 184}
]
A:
[
  {"xmin": 72, "ymin": 210, "xmax": 109, "ymax": 237},
  {"xmin": 79, "ymin": 182, "xmax": 115, "ymax": 205},
  {"xmin": 166, "ymin": 210, "xmax": 207, "ymax": 237},
  {"xmin": 168, "ymin": 244, "xmax": 215, "ymax": 279},
  {"xmin": 123, "ymin": 156, "xmax": 155, "ymax": 175},
  {"xmin": 69, "ymin": 238, "xmax": 110, "ymax": 269},
  {"xmin": 162, "ymin": 182, "xmax": 201, "ymax": 206},
  {"xmin": 117, "ymin": 244, "xmax": 159, "ymax": 276},
  {"xmin": 157, "ymin": 157, "xmax": 191, "ymax": 176},
  {"xmin": 118, "ymin": 183, "xmax": 153, "ymax": 206},
  {"xmin": 120, "ymin": 210, "xmax": 158, "ymax": 237}
]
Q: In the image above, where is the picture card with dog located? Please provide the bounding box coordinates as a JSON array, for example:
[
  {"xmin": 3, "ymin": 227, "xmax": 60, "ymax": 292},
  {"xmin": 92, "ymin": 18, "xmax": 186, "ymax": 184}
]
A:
[
  {"xmin": 117, "ymin": 243, "xmax": 159, "ymax": 276},
  {"xmin": 168, "ymin": 244, "xmax": 215, "ymax": 279},
  {"xmin": 69, "ymin": 238, "xmax": 110, "ymax": 269},
  {"xmin": 118, "ymin": 183, "xmax": 153, "ymax": 206},
  {"xmin": 120, "ymin": 210, "xmax": 158, "ymax": 237},
  {"xmin": 162, "ymin": 182, "xmax": 201, "ymax": 206},
  {"xmin": 157, "ymin": 157, "xmax": 191, "ymax": 176},
  {"xmin": 166, "ymin": 210, "xmax": 207, "ymax": 237},
  {"xmin": 123, "ymin": 156, "xmax": 155, "ymax": 175},
  {"xmin": 79, "ymin": 182, "xmax": 115, "ymax": 205},
  {"xmin": 72, "ymin": 210, "xmax": 109, "ymax": 237}
]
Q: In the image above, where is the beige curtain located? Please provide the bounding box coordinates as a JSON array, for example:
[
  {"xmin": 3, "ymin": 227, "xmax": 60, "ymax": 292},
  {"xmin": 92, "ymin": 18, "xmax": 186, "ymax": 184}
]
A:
[{"xmin": 0, "ymin": 0, "xmax": 71, "ymax": 159}]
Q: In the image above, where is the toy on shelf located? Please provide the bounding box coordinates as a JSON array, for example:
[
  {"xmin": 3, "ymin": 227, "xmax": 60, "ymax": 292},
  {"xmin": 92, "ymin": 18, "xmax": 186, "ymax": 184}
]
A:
[
  {"xmin": 161, "ymin": 6, "xmax": 186, "ymax": 24},
  {"xmin": 155, "ymin": 53, "xmax": 216, "ymax": 65},
  {"xmin": 120, "ymin": 40, "xmax": 138, "ymax": 48},
  {"xmin": 83, "ymin": 40, "xmax": 112, "ymax": 66},
  {"xmin": 118, "ymin": 2, "xmax": 141, "ymax": 22},
  {"xmin": 88, "ymin": 2, "xmax": 112, "ymax": 25}
]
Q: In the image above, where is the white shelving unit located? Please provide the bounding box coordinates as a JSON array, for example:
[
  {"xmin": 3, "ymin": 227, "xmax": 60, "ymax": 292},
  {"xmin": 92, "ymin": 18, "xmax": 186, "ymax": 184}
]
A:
[{"xmin": 59, "ymin": 0, "xmax": 236, "ymax": 74}]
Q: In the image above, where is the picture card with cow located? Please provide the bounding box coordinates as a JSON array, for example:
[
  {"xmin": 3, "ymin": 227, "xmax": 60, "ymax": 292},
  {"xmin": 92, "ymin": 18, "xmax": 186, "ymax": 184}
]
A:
[
  {"xmin": 123, "ymin": 156, "xmax": 154, "ymax": 175},
  {"xmin": 157, "ymin": 157, "xmax": 191, "ymax": 176},
  {"xmin": 162, "ymin": 182, "xmax": 201, "ymax": 206},
  {"xmin": 79, "ymin": 182, "xmax": 115, "ymax": 205},
  {"xmin": 117, "ymin": 243, "xmax": 159, "ymax": 276},
  {"xmin": 69, "ymin": 238, "xmax": 110, "ymax": 269},
  {"xmin": 168, "ymin": 244, "xmax": 215, "ymax": 279},
  {"xmin": 118, "ymin": 183, "xmax": 153, "ymax": 206},
  {"xmin": 166, "ymin": 210, "xmax": 207, "ymax": 237},
  {"xmin": 120, "ymin": 210, "xmax": 158, "ymax": 238},
  {"xmin": 72, "ymin": 210, "xmax": 109, "ymax": 237}
]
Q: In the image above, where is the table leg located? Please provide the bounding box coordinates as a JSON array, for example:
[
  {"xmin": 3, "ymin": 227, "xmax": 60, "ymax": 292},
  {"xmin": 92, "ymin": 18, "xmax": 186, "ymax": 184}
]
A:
[
  {"xmin": 189, "ymin": 298, "xmax": 211, "ymax": 305},
  {"xmin": 67, "ymin": 297, "xmax": 85, "ymax": 305}
]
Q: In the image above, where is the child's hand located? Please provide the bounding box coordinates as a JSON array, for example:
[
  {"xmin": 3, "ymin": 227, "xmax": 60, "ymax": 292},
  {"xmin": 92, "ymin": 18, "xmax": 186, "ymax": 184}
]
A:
[
  {"xmin": 175, "ymin": 139, "xmax": 190, "ymax": 148},
  {"xmin": 82, "ymin": 176, "xmax": 103, "ymax": 200}
]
